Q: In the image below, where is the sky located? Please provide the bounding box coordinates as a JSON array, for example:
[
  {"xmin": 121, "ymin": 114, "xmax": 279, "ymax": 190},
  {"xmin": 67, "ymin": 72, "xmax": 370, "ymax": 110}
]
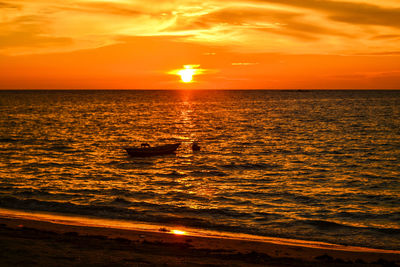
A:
[{"xmin": 1, "ymin": 0, "xmax": 400, "ymax": 89}]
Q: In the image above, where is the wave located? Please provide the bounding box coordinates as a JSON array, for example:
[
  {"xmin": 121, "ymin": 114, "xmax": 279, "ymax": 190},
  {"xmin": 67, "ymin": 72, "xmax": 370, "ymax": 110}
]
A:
[
  {"xmin": 111, "ymin": 197, "xmax": 132, "ymax": 205},
  {"xmin": 45, "ymin": 144, "xmax": 76, "ymax": 152},
  {"xmin": 65, "ymin": 188, "xmax": 158, "ymax": 200},
  {"xmin": 155, "ymin": 171, "xmax": 187, "ymax": 178},
  {"xmin": 220, "ymin": 162, "xmax": 280, "ymax": 170},
  {"xmin": 0, "ymin": 138, "xmax": 18, "ymax": 143},
  {"xmin": 189, "ymin": 170, "xmax": 227, "ymax": 177},
  {"xmin": 26, "ymin": 162, "xmax": 84, "ymax": 168},
  {"xmin": 0, "ymin": 195, "xmax": 255, "ymax": 221},
  {"xmin": 0, "ymin": 195, "xmax": 242, "ymax": 232},
  {"xmin": 290, "ymin": 219, "xmax": 400, "ymax": 234},
  {"xmin": 0, "ymin": 195, "xmax": 399, "ymax": 250}
]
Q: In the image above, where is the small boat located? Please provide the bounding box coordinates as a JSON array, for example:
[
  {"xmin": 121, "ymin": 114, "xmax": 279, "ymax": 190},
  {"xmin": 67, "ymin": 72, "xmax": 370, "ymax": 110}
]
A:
[{"xmin": 124, "ymin": 143, "xmax": 181, "ymax": 157}]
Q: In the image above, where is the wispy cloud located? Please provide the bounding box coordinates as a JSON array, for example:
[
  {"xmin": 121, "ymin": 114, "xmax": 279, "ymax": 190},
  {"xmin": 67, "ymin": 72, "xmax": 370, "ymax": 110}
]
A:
[
  {"xmin": 1, "ymin": 0, "xmax": 400, "ymax": 55},
  {"xmin": 232, "ymin": 62, "xmax": 259, "ymax": 66},
  {"xmin": 0, "ymin": 1, "xmax": 20, "ymax": 9},
  {"xmin": 251, "ymin": 0, "xmax": 400, "ymax": 26},
  {"xmin": 0, "ymin": 15, "xmax": 73, "ymax": 54}
]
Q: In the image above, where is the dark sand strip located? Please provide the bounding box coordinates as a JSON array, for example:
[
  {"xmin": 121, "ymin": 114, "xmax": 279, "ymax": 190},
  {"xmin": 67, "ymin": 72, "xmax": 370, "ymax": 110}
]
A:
[{"xmin": 0, "ymin": 212, "xmax": 399, "ymax": 266}]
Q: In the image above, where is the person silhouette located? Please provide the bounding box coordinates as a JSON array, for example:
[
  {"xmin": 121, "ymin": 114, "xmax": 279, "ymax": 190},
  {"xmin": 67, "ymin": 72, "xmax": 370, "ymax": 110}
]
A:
[{"xmin": 192, "ymin": 142, "xmax": 200, "ymax": 151}]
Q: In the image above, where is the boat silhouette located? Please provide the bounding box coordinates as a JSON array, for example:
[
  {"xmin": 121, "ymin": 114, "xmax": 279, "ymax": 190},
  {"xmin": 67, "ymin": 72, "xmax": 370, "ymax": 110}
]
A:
[{"xmin": 124, "ymin": 143, "xmax": 181, "ymax": 157}]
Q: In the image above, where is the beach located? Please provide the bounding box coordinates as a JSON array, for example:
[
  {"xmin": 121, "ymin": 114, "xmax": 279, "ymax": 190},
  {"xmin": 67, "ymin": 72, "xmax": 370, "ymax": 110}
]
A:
[{"xmin": 0, "ymin": 210, "xmax": 399, "ymax": 266}]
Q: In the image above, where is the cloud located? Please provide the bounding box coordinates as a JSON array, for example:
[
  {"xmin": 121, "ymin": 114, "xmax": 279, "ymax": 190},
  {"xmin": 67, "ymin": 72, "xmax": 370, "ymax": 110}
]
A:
[
  {"xmin": 252, "ymin": 0, "xmax": 400, "ymax": 28},
  {"xmin": 59, "ymin": 2, "xmax": 144, "ymax": 17},
  {"xmin": 0, "ymin": 15, "xmax": 73, "ymax": 54},
  {"xmin": 371, "ymin": 34, "xmax": 400, "ymax": 40},
  {"xmin": 355, "ymin": 51, "xmax": 400, "ymax": 56},
  {"xmin": 0, "ymin": 2, "xmax": 20, "ymax": 9},
  {"xmin": 232, "ymin": 62, "xmax": 259, "ymax": 66},
  {"xmin": 0, "ymin": 0, "xmax": 400, "ymax": 56},
  {"xmin": 332, "ymin": 70, "xmax": 400, "ymax": 81}
]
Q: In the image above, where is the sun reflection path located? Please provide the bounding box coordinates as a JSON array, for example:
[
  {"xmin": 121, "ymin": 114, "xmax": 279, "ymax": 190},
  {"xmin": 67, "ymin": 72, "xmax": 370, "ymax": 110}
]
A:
[{"xmin": 172, "ymin": 95, "xmax": 196, "ymax": 151}]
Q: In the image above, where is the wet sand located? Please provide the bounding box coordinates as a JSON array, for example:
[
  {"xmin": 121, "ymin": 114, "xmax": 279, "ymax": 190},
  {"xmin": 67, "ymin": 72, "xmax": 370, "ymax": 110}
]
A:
[{"xmin": 0, "ymin": 212, "xmax": 399, "ymax": 266}]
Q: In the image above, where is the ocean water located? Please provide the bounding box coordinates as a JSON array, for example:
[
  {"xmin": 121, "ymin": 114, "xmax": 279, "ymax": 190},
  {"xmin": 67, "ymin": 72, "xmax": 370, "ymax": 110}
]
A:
[{"xmin": 0, "ymin": 90, "xmax": 399, "ymax": 250}]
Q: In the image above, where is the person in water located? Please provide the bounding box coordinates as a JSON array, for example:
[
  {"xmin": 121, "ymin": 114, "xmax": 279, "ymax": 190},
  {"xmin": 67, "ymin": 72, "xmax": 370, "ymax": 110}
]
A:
[
  {"xmin": 192, "ymin": 142, "xmax": 200, "ymax": 151},
  {"xmin": 141, "ymin": 143, "xmax": 150, "ymax": 148}
]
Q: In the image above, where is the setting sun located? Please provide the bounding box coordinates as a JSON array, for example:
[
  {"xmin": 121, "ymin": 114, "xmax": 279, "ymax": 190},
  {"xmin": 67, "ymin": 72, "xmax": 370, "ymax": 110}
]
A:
[
  {"xmin": 169, "ymin": 65, "xmax": 205, "ymax": 84},
  {"xmin": 178, "ymin": 67, "xmax": 195, "ymax": 83}
]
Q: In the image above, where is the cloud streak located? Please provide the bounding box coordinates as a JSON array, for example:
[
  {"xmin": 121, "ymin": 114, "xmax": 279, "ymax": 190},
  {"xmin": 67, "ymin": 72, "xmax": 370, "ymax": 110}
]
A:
[
  {"xmin": 252, "ymin": 0, "xmax": 400, "ymax": 28},
  {"xmin": 1, "ymin": 0, "xmax": 400, "ymax": 55}
]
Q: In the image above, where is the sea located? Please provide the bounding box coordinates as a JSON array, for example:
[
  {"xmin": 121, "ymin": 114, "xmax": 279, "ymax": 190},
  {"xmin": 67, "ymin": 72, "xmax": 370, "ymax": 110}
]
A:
[{"xmin": 0, "ymin": 90, "xmax": 399, "ymax": 250}]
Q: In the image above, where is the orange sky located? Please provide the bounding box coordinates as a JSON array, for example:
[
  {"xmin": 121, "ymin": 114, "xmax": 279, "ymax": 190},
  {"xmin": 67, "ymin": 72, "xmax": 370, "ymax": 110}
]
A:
[{"xmin": 1, "ymin": 0, "xmax": 400, "ymax": 89}]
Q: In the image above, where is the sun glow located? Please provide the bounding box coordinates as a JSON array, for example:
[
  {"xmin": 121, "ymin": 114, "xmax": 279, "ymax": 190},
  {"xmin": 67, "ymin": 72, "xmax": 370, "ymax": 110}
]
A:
[
  {"xmin": 171, "ymin": 229, "xmax": 186, "ymax": 235},
  {"xmin": 178, "ymin": 67, "xmax": 195, "ymax": 83},
  {"xmin": 169, "ymin": 65, "xmax": 205, "ymax": 83}
]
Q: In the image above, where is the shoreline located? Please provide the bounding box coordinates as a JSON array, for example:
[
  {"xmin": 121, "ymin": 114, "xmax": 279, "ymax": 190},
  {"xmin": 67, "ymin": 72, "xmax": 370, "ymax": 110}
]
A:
[{"xmin": 0, "ymin": 208, "xmax": 399, "ymax": 266}]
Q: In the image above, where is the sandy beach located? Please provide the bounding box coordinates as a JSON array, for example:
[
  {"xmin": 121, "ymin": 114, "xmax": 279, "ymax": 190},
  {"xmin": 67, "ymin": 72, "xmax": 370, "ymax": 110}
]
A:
[{"xmin": 0, "ymin": 209, "xmax": 398, "ymax": 266}]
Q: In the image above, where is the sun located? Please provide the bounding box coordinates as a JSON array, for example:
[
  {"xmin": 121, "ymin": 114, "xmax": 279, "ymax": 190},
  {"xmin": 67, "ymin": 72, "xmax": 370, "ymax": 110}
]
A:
[
  {"xmin": 178, "ymin": 67, "xmax": 195, "ymax": 83},
  {"xmin": 168, "ymin": 65, "xmax": 205, "ymax": 83}
]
